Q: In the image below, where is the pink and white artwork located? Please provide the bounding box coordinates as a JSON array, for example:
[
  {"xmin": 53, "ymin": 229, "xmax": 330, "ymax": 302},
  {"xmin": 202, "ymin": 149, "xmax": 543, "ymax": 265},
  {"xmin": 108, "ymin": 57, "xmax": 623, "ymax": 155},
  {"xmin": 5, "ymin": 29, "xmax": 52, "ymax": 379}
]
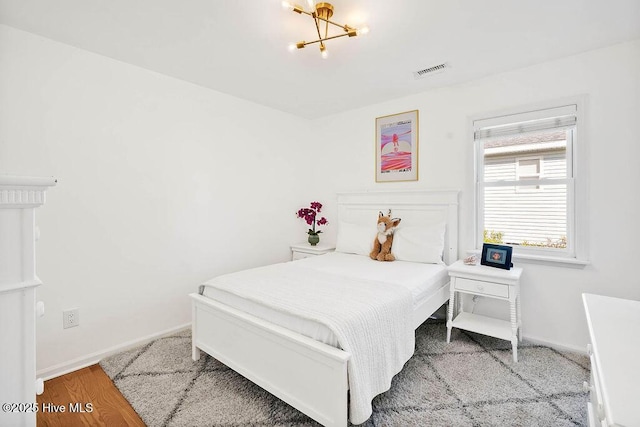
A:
[{"xmin": 375, "ymin": 110, "xmax": 419, "ymax": 182}]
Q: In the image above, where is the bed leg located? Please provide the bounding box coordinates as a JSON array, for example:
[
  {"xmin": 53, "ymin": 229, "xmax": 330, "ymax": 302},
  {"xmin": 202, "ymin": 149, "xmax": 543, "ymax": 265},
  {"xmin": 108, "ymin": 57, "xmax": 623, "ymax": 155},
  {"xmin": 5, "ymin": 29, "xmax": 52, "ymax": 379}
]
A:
[
  {"xmin": 192, "ymin": 302, "xmax": 200, "ymax": 361},
  {"xmin": 192, "ymin": 344, "xmax": 201, "ymax": 361}
]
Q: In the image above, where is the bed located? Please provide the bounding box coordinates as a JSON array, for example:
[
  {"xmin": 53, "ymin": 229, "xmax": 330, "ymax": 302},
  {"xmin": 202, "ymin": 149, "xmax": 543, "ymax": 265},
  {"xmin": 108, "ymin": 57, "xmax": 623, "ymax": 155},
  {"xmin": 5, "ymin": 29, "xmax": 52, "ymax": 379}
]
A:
[{"xmin": 190, "ymin": 190, "xmax": 459, "ymax": 426}]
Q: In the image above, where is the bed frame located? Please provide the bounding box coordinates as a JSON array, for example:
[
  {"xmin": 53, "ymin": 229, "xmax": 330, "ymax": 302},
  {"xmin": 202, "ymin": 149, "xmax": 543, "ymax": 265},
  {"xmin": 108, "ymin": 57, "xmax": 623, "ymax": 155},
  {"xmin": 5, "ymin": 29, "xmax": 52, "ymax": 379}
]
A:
[{"xmin": 190, "ymin": 190, "xmax": 459, "ymax": 427}]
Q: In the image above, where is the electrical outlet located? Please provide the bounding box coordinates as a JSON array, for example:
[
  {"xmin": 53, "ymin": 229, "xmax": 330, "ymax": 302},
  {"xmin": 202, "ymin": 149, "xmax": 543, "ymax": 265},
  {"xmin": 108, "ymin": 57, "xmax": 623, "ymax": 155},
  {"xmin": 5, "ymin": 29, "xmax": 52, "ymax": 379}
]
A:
[{"xmin": 63, "ymin": 308, "xmax": 79, "ymax": 329}]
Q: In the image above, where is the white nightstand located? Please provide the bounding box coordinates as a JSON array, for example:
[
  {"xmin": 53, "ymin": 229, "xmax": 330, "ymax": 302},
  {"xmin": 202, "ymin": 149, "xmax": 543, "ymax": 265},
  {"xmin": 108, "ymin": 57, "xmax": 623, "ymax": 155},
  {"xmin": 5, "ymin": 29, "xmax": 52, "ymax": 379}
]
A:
[
  {"xmin": 290, "ymin": 242, "xmax": 335, "ymax": 261},
  {"xmin": 446, "ymin": 260, "xmax": 523, "ymax": 362}
]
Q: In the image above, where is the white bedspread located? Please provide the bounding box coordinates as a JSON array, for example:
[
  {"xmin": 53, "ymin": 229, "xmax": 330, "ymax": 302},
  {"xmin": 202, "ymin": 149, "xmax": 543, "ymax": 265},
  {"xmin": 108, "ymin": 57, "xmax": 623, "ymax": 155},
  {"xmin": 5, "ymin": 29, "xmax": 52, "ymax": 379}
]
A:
[
  {"xmin": 295, "ymin": 252, "xmax": 448, "ymax": 302},
  {"xmin": 203, "ymin": 253, "xmax": 448, "ymax": 347},
  {"xmin": 202, "ymin": 261, "xmax": 415, "ymax": 424}
]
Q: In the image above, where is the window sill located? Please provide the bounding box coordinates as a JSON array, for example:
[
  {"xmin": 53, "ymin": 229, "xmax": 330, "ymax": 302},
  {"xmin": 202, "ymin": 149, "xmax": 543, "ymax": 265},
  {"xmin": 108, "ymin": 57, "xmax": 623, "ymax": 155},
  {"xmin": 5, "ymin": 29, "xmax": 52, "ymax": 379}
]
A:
[{"xmin": 467, "ymin": 249, "xmax": 589, "ymax": 269}]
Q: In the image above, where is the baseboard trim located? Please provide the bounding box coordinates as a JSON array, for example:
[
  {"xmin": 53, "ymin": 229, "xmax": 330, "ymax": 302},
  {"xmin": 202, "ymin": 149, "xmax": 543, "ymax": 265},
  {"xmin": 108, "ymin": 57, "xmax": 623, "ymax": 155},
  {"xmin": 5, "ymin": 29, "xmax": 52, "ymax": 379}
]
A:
[
  {"xmin": 37, "ymin": 322, "xmax": 191, "ymax": 381},
  {"xmin": 522, "ymin": 333, "xmax": 587, "ymax": 355}
]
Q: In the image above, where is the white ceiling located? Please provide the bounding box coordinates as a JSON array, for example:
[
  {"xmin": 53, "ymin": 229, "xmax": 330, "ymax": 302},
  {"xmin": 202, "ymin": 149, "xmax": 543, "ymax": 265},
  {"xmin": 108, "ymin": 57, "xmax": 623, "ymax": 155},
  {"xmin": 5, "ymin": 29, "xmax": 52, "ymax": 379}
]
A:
[{"xmin": 1, "ymin": 0, "xmax": 639, "ymax": 118}]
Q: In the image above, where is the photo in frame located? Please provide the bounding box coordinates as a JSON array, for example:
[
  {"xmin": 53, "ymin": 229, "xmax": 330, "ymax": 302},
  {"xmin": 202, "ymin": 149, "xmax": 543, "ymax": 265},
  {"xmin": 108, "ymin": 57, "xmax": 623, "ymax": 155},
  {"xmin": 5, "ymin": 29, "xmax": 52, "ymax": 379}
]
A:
[
  {"xmin": 375, "ymin": 110, "xmax": 419, "ymax": 182},
  {"xmin": 480, "ymin": 243, "xmax": 513, "ymax": 270}
]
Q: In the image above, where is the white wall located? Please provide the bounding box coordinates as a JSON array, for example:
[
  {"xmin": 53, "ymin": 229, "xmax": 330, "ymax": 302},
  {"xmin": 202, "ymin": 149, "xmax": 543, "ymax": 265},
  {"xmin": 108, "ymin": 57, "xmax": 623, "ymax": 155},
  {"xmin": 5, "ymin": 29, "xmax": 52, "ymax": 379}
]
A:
[
  {"xmin": 0, "ymin": 25, "xmax": 312, "ymax": 375},
  {"xmin": 310, "ymin": 39, "xmax": 640, "ymax": 351},
  {"xmin": 2, "ymin": 21, "xmax": 638, "ymax": 375}
]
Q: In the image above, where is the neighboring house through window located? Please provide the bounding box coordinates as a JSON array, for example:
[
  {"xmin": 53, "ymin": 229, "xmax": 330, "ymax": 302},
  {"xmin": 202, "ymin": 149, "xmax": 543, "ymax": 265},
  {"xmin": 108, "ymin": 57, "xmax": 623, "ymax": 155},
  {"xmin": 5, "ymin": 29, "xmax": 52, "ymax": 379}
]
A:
[
  {"xmin": 516, "ymin": 156, "xmax": 541, "ymax": 190},
  {"xmin": 473, "ymin": 100, "xmax": 587, "ymax": 262}
]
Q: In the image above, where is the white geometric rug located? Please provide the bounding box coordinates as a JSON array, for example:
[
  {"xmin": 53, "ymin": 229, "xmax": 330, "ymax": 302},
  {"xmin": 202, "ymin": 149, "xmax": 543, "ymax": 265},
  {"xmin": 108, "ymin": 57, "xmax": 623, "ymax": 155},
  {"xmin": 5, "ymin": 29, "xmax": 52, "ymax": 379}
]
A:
[{"xmin": 100, "ymin": 320, "xmax": 589, "ymax": 426}]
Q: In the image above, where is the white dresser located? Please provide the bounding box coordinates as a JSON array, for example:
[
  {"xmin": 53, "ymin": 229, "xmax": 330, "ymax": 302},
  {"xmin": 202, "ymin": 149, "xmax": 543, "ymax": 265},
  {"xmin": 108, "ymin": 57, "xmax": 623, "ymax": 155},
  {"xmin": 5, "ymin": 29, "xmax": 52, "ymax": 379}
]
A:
[
  {"xmin": 0, "ymin": 175, "xmax": 56, "ymax": 427},
  {"xmin": 583, "ymin": 293, "xmax": 640, "ymax": 427}
]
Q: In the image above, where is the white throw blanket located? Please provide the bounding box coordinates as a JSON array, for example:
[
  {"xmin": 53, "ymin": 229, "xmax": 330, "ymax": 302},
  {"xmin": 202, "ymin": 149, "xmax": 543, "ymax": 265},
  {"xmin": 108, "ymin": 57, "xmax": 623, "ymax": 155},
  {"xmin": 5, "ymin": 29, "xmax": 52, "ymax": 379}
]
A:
[{"xmin": 202, "ymin": 261, "xmax": 415, "ymax": 424}]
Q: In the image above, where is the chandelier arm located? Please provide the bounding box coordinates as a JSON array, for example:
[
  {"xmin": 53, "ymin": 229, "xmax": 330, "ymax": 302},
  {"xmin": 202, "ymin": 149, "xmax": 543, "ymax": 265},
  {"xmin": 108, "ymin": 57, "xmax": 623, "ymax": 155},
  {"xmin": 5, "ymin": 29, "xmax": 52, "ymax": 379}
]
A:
[
  {"xmin": 293, "ymin": 9, "xmax": 353, "ymax": 32},
  {"xmin": 300, "ymin": 32, "xmax": 351, "ymax": 46},
  {"xmin": 312, "ymin": 14, "xmax": 324, "ymax": 47},
  {"xmin": 297, "ymin": 9, "xmax": 314, "ymax": 17},
  {"xmin": 314, "ymin": 16, "xmax": 353, "ymax": 31},
  {"xmin": 324, "ymin": 16, "xmax": 329, "ymax": 39}
]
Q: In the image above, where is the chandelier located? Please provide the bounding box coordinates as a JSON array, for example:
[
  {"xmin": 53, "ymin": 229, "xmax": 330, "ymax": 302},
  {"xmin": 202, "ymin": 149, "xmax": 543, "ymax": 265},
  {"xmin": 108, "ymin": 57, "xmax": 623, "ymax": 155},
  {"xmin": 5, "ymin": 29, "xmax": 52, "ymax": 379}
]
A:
[{"xmin": 282, "ymin": 1, "xmax": 369, "ymax": 59}]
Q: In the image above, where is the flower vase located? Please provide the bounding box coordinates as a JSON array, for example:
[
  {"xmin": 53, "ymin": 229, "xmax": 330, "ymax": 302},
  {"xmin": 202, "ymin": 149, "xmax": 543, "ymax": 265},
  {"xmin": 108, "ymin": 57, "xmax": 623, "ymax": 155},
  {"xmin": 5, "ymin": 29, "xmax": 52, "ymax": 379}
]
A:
[{"xmin": 308, "ymin": 233, "xmax": 320, "ymax": 246}]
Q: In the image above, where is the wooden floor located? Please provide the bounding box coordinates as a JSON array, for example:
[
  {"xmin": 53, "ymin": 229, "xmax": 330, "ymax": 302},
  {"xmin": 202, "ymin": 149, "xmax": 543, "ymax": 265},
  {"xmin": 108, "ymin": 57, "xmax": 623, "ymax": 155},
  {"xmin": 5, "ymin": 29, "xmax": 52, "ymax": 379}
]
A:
[{"xmin": 37, "ymin": 364, "xmax": 146, "ymax": 427}]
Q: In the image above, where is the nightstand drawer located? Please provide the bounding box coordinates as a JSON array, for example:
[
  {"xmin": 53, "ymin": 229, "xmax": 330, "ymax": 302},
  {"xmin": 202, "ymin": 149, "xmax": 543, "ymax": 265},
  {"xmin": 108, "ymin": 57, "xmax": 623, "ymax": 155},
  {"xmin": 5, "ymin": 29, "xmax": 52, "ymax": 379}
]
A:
[{"xmin": 454, "ymin": 277, "xmax": 509, "ymax": 298}]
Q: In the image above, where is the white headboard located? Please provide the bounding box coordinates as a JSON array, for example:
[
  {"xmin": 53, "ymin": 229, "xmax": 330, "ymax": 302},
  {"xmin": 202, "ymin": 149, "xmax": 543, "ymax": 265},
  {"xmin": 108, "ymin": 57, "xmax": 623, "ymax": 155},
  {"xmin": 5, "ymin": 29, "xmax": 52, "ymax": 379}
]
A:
[{"xmin": 336, "ymin": 190, "xmax": 460, "ymax": 265}]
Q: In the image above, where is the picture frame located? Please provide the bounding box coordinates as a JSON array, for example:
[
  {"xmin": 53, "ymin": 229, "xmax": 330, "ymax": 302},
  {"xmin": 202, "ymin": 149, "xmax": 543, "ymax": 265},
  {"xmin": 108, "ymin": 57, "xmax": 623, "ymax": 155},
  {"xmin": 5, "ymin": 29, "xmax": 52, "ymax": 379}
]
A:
[
  {"xmin": 375, "ymin": 110, "xmax": 419, "ymax": 182},
  {"xmin": 480, "ymin": 243, "xmax": 513, "ymax": 270}
]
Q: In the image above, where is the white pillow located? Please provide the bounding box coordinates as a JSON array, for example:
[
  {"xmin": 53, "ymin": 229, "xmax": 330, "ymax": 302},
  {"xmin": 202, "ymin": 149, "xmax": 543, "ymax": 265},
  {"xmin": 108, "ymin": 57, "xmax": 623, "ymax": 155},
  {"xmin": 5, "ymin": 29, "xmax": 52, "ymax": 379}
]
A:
[
  {"xmin": 392, "ymin": 223, "xmax": 446, "ymax": 264},
  {"xmin": 335, "ymin": 221, "xmax": 374, "ymax": 256}
]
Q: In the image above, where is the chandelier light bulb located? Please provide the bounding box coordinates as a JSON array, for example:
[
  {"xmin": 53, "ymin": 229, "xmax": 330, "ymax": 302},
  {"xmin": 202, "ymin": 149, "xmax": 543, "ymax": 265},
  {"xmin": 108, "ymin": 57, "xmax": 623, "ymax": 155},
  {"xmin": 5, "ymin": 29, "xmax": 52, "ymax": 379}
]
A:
[
  {"xmin": 321, "ymin": 49, "xmax": 328, "ymax": 59},
  {"xmin": 307, "ymin": 0, "xmax": 315, "ymax": 9},
  {"xmin": 288, "ymin": 43, "xmax": 296, "ymax": 52},
  {"xmin": 281, "ymin": 1, "xmax": 293, "ymax": 10},
  {"xmin": 357, "ymin": 26, "xmax": 370, "ymax": 36}
]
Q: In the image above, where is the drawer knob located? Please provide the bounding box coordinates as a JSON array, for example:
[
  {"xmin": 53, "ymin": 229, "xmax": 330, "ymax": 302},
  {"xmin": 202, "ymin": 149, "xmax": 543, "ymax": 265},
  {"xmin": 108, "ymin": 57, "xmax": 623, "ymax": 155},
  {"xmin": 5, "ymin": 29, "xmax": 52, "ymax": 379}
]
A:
[
  {"xmin": 582, "ymin": 381, "xmax": 592, "ymax": 393},
  {"xmin": 477, "ymin": 285, "xmax": 484, "ymax": 291}
]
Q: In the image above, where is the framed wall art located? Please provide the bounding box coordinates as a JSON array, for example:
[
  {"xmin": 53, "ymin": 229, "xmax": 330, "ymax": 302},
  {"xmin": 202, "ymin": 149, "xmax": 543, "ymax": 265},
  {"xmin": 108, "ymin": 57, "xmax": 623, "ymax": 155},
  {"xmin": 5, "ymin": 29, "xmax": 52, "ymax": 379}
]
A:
[{"xmin": 375, "ymin": 110, "xmax": 419, "ymax": 182}]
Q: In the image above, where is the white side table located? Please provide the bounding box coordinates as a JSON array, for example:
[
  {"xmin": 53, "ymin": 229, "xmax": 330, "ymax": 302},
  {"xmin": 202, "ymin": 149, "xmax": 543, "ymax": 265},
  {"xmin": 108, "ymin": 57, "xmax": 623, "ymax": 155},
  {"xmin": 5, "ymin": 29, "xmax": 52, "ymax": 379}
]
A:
[
  {"xmin": 446, "ymin": 260, "xmax": 523, "ymax": 362},
  {"xmin": 290, "ymin": 242, "xmax": 335, "ymax": 261}
]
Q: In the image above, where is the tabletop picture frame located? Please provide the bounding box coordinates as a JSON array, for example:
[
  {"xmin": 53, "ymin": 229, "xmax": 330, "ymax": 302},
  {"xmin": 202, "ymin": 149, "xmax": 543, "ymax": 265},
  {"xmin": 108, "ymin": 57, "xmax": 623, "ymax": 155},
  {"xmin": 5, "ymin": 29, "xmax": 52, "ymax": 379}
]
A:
[
  {"xmin": 480, "ymin": 243, "xmax": 513, "ymax": 270},
  {"xmin": 375, "ymin": 110, "xmax": 418, "ymax": 182}
]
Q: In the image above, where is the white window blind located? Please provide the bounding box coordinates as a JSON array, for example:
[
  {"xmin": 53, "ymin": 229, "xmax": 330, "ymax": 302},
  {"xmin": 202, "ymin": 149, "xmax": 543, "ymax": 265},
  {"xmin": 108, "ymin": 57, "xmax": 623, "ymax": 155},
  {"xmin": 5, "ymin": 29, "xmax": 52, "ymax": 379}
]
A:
[{"xmin": 474, "ymin": 105, "xmax": 577, "ymax": 140}]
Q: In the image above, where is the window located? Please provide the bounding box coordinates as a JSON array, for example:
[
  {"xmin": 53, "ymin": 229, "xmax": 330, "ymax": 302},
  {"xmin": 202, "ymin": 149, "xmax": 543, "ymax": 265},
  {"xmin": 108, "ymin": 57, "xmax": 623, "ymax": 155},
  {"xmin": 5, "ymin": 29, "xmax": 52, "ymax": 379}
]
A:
[{"xmin": 474, "ymin": 101, "xmax": 585, "ymax": 261}]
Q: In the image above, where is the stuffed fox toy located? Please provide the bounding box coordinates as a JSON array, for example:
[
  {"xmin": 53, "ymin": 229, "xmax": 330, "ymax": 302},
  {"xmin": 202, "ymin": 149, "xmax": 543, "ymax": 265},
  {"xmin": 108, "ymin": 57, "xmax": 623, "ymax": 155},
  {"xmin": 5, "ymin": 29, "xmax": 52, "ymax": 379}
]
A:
[{"xmin": 370, "ymin": 211, "xmax": 401, "ymax": 262}]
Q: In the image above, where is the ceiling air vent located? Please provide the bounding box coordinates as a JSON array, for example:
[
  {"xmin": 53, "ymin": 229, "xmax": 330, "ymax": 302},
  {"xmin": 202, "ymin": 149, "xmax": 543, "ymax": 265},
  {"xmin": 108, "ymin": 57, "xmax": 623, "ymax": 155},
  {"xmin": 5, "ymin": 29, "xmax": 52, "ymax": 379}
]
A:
[{"xmin": 413, "ymin": 62, "xmax": 449, "ymax": 79}]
